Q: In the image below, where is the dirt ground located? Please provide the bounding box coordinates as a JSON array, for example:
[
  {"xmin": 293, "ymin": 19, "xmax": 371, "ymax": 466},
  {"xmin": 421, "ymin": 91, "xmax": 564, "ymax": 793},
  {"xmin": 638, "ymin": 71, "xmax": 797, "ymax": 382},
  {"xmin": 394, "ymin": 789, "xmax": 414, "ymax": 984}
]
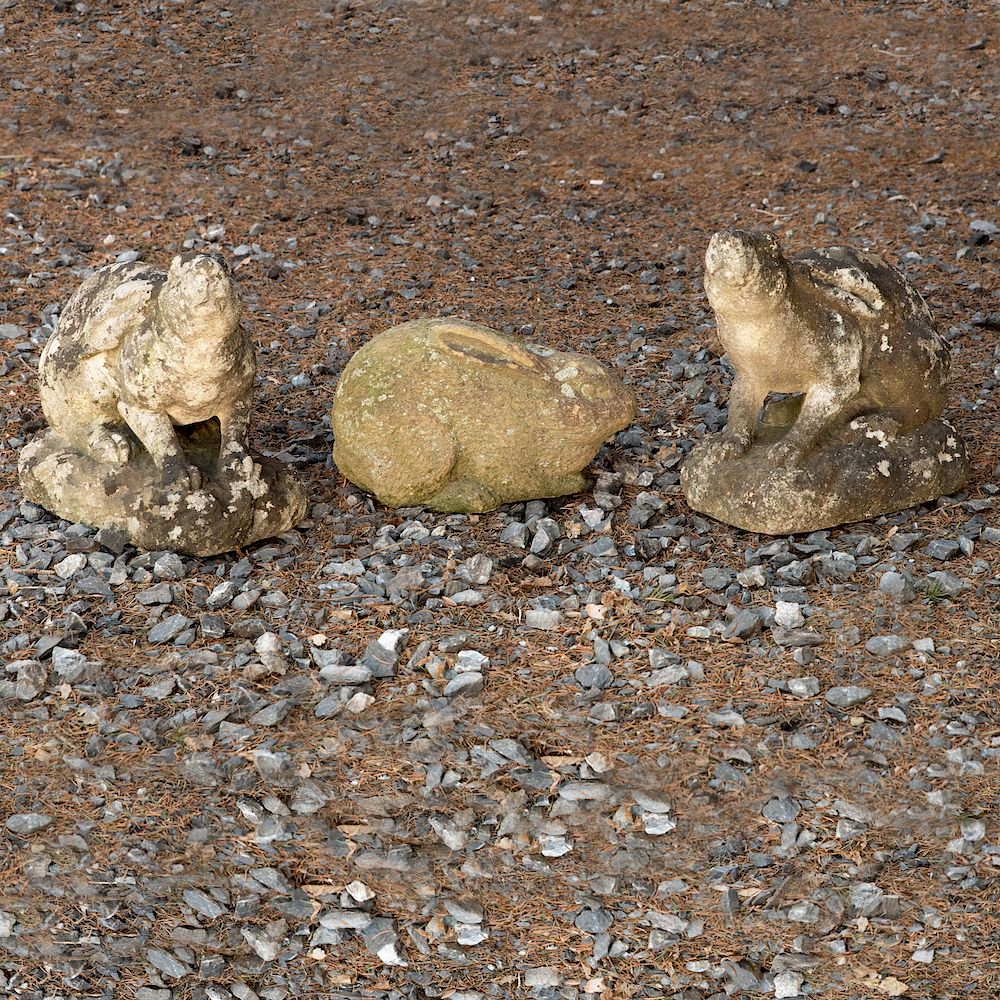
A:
[{"xmin": 1, "ymin": 2, "xmax": 998, "ymax": 999}]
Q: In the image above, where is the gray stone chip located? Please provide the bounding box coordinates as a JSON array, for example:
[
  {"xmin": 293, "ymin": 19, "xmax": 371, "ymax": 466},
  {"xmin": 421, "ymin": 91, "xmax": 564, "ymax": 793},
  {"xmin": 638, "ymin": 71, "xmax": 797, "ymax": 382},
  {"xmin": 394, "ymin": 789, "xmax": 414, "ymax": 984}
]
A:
[{"xmin": 825, "ymin": 685, "xmax": 873, "ymax": 708}]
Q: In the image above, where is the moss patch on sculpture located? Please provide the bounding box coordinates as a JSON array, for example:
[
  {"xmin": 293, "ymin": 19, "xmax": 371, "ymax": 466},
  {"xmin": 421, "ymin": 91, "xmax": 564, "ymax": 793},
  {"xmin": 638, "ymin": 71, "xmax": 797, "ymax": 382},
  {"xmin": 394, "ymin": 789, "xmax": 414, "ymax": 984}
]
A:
[{"xmin": 331, "ymin": 318, "xmax": 637, "ymax": 512}]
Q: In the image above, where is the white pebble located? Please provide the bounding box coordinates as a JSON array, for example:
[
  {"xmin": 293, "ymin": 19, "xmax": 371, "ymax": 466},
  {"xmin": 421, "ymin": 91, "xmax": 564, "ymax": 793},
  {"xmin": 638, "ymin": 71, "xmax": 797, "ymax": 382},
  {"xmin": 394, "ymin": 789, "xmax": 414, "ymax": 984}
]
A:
[
  {"xmin": 774, "ymin": 601, "xmax": 805, "ymax": 628},
  {"xmin": 345, "ymin": 692, "xmax": 374, "ymax": 714}
]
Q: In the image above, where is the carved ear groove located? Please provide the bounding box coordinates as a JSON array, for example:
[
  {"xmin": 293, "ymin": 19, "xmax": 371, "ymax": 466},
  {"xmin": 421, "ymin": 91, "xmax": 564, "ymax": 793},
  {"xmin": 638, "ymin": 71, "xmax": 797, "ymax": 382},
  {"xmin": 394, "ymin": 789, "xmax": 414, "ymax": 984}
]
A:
[{"xmin": 431, "ymin": 322, "xmax": 540, "ymax": 370}]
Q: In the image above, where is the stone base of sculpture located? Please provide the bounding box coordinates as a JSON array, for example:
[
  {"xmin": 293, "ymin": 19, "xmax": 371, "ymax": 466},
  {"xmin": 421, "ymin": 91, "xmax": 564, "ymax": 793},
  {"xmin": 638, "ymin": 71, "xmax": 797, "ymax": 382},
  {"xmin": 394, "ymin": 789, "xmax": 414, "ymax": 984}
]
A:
[
  {"xmin": 682, "ymin": 403, "xmax": 971, "ymax": 535},
  {"xmin": 19, "ymin": 422, "xmax": 306, "ymax": 557}
]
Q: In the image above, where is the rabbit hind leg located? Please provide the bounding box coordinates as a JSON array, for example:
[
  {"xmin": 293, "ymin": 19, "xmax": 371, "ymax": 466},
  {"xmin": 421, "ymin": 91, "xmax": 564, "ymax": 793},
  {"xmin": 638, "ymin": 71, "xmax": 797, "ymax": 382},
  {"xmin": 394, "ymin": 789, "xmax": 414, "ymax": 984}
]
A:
[
  {"xmin": 84, "ymin": 424, "xmax": 132, "ymax": 466},
  {"xmin": 427, "ymin": 469, "xmax": 588, "ymax": 512},
  {"xmin": 541, "ymin": 471, "xmax": 588, "ymax": 497},
  {"xmin": 333, "ymin": 404, "xmax": 456, "ymax": 508},
  {"xmin": 425, "ymin": 478, "xmax": 501, "ymax": 513}
]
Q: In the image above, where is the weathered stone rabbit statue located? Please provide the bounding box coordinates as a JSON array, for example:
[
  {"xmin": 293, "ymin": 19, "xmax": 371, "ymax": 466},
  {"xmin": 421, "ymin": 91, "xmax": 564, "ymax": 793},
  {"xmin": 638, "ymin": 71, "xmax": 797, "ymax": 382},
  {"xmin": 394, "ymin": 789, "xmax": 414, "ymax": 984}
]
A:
[
  {"xmin": 38, "ymin": 252, "xmax": 256, "ymax": 488},
  {"xmin": 332, "ymin": 318, "xmax": 636, "ymax": 512},
  {"xmin": 20, "ymin": 253, "xmax": 304, "ymax": 555}
]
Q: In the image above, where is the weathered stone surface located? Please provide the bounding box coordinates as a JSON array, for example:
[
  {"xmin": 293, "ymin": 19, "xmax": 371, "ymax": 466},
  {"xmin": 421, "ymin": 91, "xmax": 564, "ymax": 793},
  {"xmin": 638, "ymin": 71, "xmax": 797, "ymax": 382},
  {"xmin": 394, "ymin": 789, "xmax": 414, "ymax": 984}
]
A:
[
  {"xmin": 331, "ymin": 318, "xmax": 636, "ymax": 512},
  {"xmin": 682, "ymin": 231, "xmax": 971, "ymax": 533},
  {"xmin": 683, "ymin": 410, "xmax": 969, "ymax": 535},
  {"xmin": 19, "ymin": 254, "xmax": 305, "ymax": 555}
]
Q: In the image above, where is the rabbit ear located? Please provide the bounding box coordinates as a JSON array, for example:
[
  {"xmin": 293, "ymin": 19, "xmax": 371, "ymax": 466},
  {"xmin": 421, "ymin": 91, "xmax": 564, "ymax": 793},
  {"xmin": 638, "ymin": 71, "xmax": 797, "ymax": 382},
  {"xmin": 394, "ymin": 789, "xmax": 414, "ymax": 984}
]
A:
[{"xmin": 432, "ymin": 321, "xmax": 541, "ymax": 370}]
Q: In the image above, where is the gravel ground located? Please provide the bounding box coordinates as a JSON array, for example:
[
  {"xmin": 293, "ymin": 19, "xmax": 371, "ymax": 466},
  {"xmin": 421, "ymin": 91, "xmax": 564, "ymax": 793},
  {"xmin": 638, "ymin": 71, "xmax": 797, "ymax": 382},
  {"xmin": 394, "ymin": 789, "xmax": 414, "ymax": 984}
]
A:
[{"xmin": 1, "ymin": 2, "xmax": 999, "ymax": 999}]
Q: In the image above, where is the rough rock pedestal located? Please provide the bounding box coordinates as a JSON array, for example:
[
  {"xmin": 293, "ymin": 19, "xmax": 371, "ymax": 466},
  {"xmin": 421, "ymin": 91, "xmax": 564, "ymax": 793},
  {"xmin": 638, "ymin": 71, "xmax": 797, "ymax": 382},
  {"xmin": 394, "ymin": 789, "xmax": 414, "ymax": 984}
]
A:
[
  {"xmin": 682, "ymin": 402, "xmax": 970, "ymax": 534},
  {"xmin": 20, "ymin": 422, "xmax": 305, "ymax": 557}
]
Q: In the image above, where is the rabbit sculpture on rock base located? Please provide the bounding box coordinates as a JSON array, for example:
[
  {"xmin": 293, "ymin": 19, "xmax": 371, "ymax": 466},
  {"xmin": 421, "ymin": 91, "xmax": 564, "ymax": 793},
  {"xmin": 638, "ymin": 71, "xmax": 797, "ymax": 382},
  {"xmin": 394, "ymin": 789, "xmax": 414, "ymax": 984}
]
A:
[
  {"xmin": 682, "ymin": 231, "xmax": 971, "ymax": 534},
  {"xmin": 19, "ymin": 254, "xmax": 305, "ymax": 556},
  {"xmin": 331, "ymin": 318, "xmax": 637, "ymax": 513}
]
